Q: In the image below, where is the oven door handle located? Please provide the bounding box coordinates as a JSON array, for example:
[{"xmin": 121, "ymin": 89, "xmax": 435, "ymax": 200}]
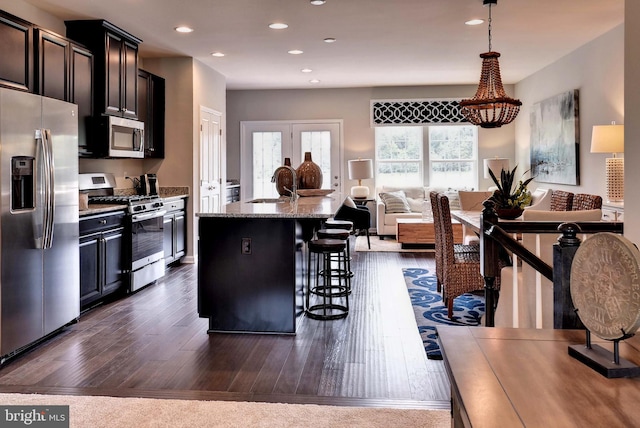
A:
[{"xmin": 131, "ymin": 210, "xmax": 167, "ymax": 222}]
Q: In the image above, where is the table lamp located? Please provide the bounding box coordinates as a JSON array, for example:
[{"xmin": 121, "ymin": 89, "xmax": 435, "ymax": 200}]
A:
[
  {"xmin": 590, "ymin": 123, "xmax": 624, "ymax": 202},
  {"xmin": 483, "ymin": 158, "xmax": 510, "ymax": 179},
  {"xmin": 348, "ymin": 159, "xmax": 374, "ymax": 198}
]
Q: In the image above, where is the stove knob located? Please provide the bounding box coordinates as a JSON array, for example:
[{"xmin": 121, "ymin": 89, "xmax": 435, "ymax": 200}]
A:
[{"xmin": 134, "ymin": 205, "xmax": 144, "ymax": 212}]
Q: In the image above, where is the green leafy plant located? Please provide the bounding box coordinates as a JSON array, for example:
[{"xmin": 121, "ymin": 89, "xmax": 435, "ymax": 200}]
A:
[{"xmin": 488, "ymin": 165, "xmax": 534, "ymax": 209}]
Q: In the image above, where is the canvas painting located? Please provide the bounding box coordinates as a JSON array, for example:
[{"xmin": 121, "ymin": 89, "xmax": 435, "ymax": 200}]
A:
[{"xmin": 530, "ymin": 90, "xmax": 580, "ymax": 185}]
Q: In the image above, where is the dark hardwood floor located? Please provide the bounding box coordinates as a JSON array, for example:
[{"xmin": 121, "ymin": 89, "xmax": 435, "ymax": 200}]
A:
[{"xmin": 0, "ymin": 245, "xmax": 449, "ymax": 410}]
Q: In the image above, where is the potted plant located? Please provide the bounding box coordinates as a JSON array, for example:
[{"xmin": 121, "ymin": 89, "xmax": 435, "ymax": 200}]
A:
[{"xmin": 488, "ymin": 166, "xmax": 534, "ymax": 219}]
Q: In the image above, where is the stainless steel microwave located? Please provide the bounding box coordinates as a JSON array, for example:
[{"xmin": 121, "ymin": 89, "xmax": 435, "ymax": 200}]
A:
[{"xmin": 103, "ymin": 116, "xmax": 144, "ymax": 158}]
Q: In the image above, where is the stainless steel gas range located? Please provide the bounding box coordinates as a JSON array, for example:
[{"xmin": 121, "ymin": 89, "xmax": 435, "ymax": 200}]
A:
[{"xmin": 80, "ymin": 173, "xmax": 166, "ymax": 292}]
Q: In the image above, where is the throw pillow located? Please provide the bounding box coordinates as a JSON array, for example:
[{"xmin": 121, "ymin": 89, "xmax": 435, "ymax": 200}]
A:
[
  {"xmin": 379, "ymin": 191, "xmax": 411, "ymax": 213},
  {"xmin": 343, "ymin": 196, "xmax": 357, "ymax": 208}
]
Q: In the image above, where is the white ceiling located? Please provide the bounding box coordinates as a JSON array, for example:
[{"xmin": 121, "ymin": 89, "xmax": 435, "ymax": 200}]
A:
[{"xmin": 25, "ymin": 0, "xmax": 624, "ymax": 90}]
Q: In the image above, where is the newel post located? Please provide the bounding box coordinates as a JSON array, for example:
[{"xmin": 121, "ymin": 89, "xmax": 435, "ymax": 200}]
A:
[
  {"xmin": 553, "ymin": 222, "xmax": 585, "ymax": 330},
  {"xmin": 480, "ymin": 199, "xmax": 500, "ymax": 327}
]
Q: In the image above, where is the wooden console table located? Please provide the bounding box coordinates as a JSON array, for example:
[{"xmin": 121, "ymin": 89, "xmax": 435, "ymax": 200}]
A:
[
  {"xmin": 438, "ymin": 326, "xmax": 640, "ymax": 427},
  {"xmin": 396, "ymin": 218, "xmax": 462, "ymax": 248}
]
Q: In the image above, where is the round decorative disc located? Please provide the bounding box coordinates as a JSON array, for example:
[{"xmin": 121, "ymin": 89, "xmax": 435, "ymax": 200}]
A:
[{"xmin": 571, "ymin": 233, "xmax": 640, "ymax": 340}]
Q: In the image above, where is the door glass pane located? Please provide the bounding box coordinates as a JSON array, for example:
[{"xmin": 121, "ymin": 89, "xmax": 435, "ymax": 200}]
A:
[
  {"xmin": 300, "ymin": 131, "xmax": 331, "ymax": 189},
  {"xmin": 252, "ymin": 132, "xmax": 282, "ymax": 198}
]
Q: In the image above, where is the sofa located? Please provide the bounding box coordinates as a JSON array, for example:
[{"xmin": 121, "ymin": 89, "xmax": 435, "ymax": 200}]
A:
[{"xmin": 376, "ymin": 186, "xmax": 463, "ymax": 238}]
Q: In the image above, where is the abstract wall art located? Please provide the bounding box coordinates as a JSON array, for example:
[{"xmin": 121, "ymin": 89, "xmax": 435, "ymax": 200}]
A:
[{"xmin": 530, "ymin": 90, "xmax": 580, "ymax": 185}]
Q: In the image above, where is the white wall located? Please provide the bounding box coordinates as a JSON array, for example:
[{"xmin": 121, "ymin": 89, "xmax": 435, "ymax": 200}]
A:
[
  {"xmin": 514, "ymin": 25, "xmax": 624, "ymax": 198},
  {"xmin": 141, "ymin": 57, "xmax": 227, "ymax": 262},
  {"xmin": 625, "ymin": 3, "xmax": 640, "ymax": 245},
  {"xmin": 226, "ymin": 85, "xmax": 516, "ymax": 196}
]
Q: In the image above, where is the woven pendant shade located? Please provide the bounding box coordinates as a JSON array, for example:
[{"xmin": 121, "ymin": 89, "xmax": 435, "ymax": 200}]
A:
[
  {"xmin": 460, "ymin": 0, "xmax": 521, "ymax": 128},
  {"xmin": 460, "ymin": 51, "xmax": 522, "ymax": 128}
]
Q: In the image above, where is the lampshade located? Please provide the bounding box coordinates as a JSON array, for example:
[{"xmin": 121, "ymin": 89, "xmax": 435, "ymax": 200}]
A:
[
  {"xmin": 591, "ymin": 124, "xmax": 624, "ymax": 202},
  {"xmin": 348, "ymin": 159, "xmax": 374, "ymax": 181},
  {"xmin": 483, "ymin": 158, "xmax": 510, "ymax": 179},
  {"xmin": 348, "ymin": 159, "xmax": 373, "ymax": 198},
  {"xmin": 590, "ymin": 124, "xmax": 624, "ymax": 154}
]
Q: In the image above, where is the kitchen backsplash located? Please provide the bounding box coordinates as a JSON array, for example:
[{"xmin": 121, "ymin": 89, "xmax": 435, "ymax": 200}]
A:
[{"xmin": 113, "ymin": 186, "xmax": 189, "ymax": 198}]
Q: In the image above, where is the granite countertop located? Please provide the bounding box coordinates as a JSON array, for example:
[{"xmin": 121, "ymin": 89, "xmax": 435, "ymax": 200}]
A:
[{"xmin": 197, "ymin": 193, "xmax": 345, "ymax": 219}]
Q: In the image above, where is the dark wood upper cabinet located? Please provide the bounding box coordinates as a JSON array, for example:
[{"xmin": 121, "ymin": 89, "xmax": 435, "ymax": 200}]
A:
[
  {"xmin": 65, "ymin": 20, "xmax": 141, "ymax": 120},
  {"xmin": 34, "ymin": 29, "xmax": 69, "ymax": 101},
  {"xmin": 33, "ymin": 27, "xmax": 94, "ymax": 155},
  {"xmin": 70, "ymin": 44, "xmax": 94, "ymax": 156},
  {"xmin": 138, "ymin": 69, "xmax": 165, "ymax": 158},
  {"xmin": 0, "ymin": 11, "xmax": 33, "ymax": 92}
]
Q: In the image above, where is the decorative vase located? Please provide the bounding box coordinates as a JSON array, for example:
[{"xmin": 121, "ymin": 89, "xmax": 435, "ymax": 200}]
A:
[
  {"xmin": 275, "ymin": 158, "xmax": 294, "ymax": 196},
  {"xmin": 296, "ymin": 152, "xmax": 323, "ymax": 189},
  {"xmin": 495, "ymin": 207, "xmax": 524, "ymax": 220}
]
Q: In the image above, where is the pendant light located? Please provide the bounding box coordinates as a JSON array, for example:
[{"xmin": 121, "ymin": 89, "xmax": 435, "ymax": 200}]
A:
[{"xmin": 460, "ymin": 0, "xmax": 521, "ymax": 128}]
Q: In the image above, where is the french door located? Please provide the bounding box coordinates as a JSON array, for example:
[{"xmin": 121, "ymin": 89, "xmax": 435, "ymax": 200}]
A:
[{"xmin": 240, "ymin": 121, "xmax": 342, "ymax": 200}]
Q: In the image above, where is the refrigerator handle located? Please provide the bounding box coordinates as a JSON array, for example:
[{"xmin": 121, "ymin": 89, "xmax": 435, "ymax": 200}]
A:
[
  {"xmin": 42, "ymin": 129, "xmax": 55, "ymax": 249},
  {"xmin": 33, "ymin": 130, "xmax": 45, "ymax": 249}
]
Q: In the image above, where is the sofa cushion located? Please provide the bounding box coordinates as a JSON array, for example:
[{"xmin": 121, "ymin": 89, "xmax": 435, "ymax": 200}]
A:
[
  {"xmin": 379, "ymin": 191, "xmax": 411, "ymax": 213},
  {"xmin": 384, "ymin": 212, "xmax": 424, "ymax": 225},
  {"xmin": 381, "ymin": 186, "xmax": 425, "ymax": 200}
]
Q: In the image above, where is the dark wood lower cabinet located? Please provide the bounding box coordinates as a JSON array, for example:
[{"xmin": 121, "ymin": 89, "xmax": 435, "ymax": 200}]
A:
[
  {"xmin": 79, "ymin": 211, "xmax": 126, "ymax": 309},
  {"xmin": 163, "ymin": 198, "xmax": 186, "ymax": 265}
]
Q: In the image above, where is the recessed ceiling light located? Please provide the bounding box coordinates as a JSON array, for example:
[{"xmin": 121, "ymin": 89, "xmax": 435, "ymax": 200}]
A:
[
  {"xmin": 301, "ymin": 68, "xmax": 313, "ymax": 73},
  {"xmin": 309, "ymin": 79, "xmax": 321, "ymax": 84},
  {"xmin": 310, "ymin": 0, "xmax": 326, "ymax": 5},
  {"xmin": 175, "ymin": 26, "xmax": 194, "ymax": 33},
  {"xmin": 288, "ymin": 49, "xmax": 304, "ymax": 55},
  {"xmin": 323, "ymin": 37, "xmax": 336, "ymax": 43},
  {"xmin": 211, "ymin": 52, "xmax": 225, "ymax": 57},
  {"xmin": 465, "ymin": 19, "xmax": 484, "ymax": 26},
  {"xmin": 269, "ymin": 23, "xmax": 288, "ymax": 30}
]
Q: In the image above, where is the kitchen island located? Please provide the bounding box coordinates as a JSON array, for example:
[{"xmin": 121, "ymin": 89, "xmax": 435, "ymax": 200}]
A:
[{"xmin": 197, "ymin": 195, "xmax": 344, "ymax": 334}]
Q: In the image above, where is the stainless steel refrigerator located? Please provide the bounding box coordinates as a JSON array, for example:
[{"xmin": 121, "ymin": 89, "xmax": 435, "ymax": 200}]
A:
[{"xmin": 0, "ymin": 88, "xmax": 79, "ymax": 361}]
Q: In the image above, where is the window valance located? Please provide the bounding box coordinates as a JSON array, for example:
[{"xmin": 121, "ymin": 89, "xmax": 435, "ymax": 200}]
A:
[{"xmin": 371, "ymin": 99, "xmax": 467, "ymax": 126}]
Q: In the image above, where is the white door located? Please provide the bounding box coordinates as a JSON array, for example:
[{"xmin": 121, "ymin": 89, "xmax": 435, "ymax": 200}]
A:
[
  {"xmin": 241, "ymin": 120, "xmax": 342, "ymax": 200},
  {"xmin": 200, "ymin": 108, "xmax": 222, "ymax": 213},
  {"xmin": 292, "ymin": 123, "xmax": 341, "ymax": 192}
]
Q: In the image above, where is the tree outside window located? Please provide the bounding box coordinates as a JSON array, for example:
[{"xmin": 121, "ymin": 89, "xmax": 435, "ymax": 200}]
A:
[{"xmin": 374, "ymin": 125, "xmax": 478, "ymax": 190}]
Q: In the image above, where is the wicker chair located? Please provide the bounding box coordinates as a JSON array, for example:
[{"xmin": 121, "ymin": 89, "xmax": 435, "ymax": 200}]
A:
[
  {"xmin": 430, "ymin": 191, "xmax": 479, "ymax": 293},
  {"xmin": 572, "ymin": 193, "xmax": 603, "ymax": 211},
  {"xmin": 436, "ymin": 193, "xmax": 485, "ymax": 318},
  {"xmin": 550, "ymin": 190, "xmax": 574, "ymax": 211}
]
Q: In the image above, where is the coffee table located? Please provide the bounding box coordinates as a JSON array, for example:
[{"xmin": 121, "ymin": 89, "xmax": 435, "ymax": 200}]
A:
[{"xmin": 396, "ymin": 218, "xmax": 462, "ymax": 248}]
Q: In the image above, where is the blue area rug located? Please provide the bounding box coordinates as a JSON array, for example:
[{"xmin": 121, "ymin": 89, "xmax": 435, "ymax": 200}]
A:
[{"xmin": 403, "ymin": 267, "xmax": 485, "ymax": 360}]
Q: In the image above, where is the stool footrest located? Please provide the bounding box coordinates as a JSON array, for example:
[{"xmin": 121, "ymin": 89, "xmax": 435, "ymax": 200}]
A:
[{"xmin": 306, "ymin": 304, "xmax": 348, "ymax": 320}]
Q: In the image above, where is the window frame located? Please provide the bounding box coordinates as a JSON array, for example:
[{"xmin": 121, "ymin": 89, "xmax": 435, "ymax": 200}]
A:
[{"xmin": 374, "ymin": 124, "xmax": 478, "ymax": 190}]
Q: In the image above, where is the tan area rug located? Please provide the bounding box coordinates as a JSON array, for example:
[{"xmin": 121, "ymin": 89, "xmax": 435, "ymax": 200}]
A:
[
  {"xmin": 355, "ymin": 235, "xmax": 434, "ymax": 252},
  {"xmin": 0, "ymin": 393, "xmax": 450, "ymax": 428}
]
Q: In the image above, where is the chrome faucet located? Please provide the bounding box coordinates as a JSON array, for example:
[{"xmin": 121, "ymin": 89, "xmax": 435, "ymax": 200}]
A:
[{"xmin": 271, "ymin": 166, "xmax": 298, "ymax": 202}]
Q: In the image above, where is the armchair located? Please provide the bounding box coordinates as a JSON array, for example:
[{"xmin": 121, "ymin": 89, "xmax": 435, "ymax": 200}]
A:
[{"xmin": 334, "ymin": 198, "xmax": 371, "ymax": 249}]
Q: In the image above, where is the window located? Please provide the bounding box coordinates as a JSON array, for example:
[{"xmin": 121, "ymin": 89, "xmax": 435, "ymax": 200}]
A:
[
  {"xmin": 428, "ymin": 126, "xmax": 478, "ymax": 189},
  {"xmin": 374, "ymin": 125, "xmax": 478, "ymax": 190},
  {"xmin": 375, "ymin": 126, "xmax": 423, "ymax": 187}
]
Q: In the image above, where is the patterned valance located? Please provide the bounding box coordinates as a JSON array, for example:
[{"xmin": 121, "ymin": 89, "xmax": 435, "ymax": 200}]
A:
[{"xmin": 371, "ymin": 99, "xmax": 468, "ymax": 126}]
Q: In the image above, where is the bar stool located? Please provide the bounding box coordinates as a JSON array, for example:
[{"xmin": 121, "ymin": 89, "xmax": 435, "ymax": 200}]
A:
[
  {"xmin": 306, "ymin": 238, "xmax": 349, "ymax": 320},
  {"xmin": 316, "ymin": 228, "xmax": 352, "ymax": 293},
  {"xmin": 324, "ymin": 219, "xmax": 353, "ymax": 232}
]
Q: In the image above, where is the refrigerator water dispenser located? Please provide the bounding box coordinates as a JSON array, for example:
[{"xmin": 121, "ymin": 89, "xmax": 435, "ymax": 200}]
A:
[{"xmin": 11, "ymin": 156, "xmax": 34, "ymax": 210}]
